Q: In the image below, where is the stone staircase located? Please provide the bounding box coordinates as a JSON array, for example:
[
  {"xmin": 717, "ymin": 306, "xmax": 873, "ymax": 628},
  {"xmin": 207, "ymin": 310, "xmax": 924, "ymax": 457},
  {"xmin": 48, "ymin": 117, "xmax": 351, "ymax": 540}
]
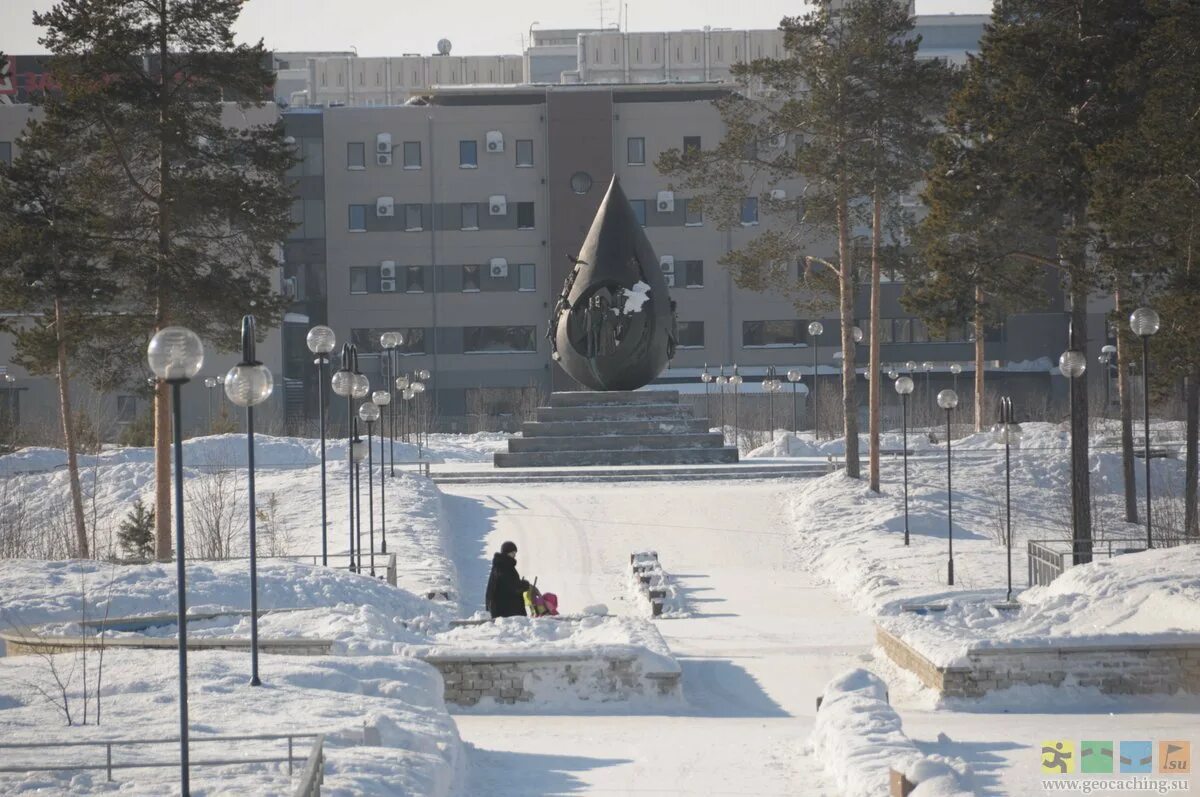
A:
[{"xmin": 493, "ymin": 390, "xmax": 738, "ymax": 468}]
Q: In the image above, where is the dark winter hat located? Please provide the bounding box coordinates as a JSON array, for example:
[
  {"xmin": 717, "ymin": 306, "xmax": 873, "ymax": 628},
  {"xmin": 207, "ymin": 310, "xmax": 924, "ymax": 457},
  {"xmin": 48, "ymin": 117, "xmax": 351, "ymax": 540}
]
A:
[{"xmin": 500, "ymin": 541, "xmax": 518, "ymax": 554}]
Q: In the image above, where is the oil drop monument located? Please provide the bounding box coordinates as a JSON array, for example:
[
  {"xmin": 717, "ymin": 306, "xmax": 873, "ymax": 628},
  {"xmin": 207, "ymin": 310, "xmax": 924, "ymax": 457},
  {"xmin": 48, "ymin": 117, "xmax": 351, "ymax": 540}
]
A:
[{"xmin": 495, "ymin": 177, "xmax": 737, "ymax": 467}]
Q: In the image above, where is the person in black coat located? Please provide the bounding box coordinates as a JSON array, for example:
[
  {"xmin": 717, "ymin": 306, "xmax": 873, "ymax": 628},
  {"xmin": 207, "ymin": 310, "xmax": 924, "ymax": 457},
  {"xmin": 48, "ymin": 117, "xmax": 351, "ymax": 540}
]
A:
[{"xmin": 485, "ymin": 540, "xmax": 529, "ymax": 618}]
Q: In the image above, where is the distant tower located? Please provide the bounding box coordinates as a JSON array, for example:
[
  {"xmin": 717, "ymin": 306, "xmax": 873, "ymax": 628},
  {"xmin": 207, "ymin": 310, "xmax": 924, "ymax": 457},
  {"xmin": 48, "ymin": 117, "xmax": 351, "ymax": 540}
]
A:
[{"xmin": 436, "ymin": 39, "xmax": 452, "ymax": 56}]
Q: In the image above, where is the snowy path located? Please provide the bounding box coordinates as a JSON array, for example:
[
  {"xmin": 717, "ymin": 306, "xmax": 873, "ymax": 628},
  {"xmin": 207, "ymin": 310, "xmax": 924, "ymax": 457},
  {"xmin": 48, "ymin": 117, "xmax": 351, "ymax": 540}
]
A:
[{"xmin": 440, "ymin": 481, "xmax": 874, "ymax": 796}]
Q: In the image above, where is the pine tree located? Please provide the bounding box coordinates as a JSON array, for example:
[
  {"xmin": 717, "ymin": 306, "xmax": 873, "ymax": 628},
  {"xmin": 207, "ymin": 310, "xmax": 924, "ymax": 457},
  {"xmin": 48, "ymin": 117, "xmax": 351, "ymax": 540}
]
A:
[
  {"xmin": 33, "ymin": 0, "xmax": 296, "ymax": 559},
  {"xmin": 117, "ymin": 499, "xmax": 156, "ymax": 560},
  {"xmin": 658, "ymin": 0, "xmax": 948, "ymax": 482}
]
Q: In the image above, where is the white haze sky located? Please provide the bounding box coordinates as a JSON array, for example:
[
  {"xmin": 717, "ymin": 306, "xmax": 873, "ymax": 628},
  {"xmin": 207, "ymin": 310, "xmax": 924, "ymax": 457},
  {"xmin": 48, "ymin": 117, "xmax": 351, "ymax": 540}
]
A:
[{"xmin": 3, "ymin": 0, "xmax": 991, "ymax": 57}]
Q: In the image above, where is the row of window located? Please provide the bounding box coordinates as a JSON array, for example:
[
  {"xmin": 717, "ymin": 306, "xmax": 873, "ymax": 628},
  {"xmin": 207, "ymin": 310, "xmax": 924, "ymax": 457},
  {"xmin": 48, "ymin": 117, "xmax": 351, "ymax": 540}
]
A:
[
  {"xmin": 629, "ymin": 197, "xmax": 758, "ymax": 226},
  {"xmin": 348, "ymin": 201, "xmax": 535, "ymax": 232},
  {"xmin": 350, "ymin": 326, "xmax": 538, "ymax": 354},
  {"xmin": 625, "ymin": 136, "xmax": 700, "ymax": 166},
  {"xmin": 349, "ymin": 263, "xmax": 537, "ymax": 294},
  {"xmin": 347, "ymin": 139, "xmax": 536, "ymax": 170}
]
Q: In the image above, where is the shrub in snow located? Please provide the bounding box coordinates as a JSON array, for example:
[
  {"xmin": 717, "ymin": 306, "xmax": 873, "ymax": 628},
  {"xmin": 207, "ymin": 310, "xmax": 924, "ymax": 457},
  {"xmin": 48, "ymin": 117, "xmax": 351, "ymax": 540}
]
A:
[{"xmin": 811, "ymin": 669, "xmax": 973, "ymax": 797}]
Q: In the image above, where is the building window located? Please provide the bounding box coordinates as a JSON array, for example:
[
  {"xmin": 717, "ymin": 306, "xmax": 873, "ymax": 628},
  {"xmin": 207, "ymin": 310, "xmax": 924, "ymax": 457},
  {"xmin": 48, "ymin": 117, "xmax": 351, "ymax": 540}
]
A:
[
  {"xmin": 405, "ymin": 266, "xmax": 424, "ymax": 293},
  {"xmin": 403, "ymin": 141, "xmax": 421, "ymax": 169},
  {"xmin": 516, "ymin": 202, "xmax": 535, "ymax": 230},
  {"xmin": 288, "ymin": 199, "xmax": 325, "ymax": 240},
  {"xmin": 894, "ymin": 318, "xmax": 911, "ymax": 343},
  {"xmin": 878, "ymin": 319, "xmax": 895, "ymax": 344},
  {"xmin": 684, "ymin": 199, "xmax": 703, "ymax": 226},
  {"xmin": 405, "ymin": 204, "xmax": 423, "ymax": 231},
  {"xmin": 741, "ymin": 197, "xmax": 759, "ymax": 225},
  {"xmin": 518, "ymin": 263, "xmax": 536, "ymax": 291},
  {"xmin": 286, "ymin": 137, "xmax": 325, "ymax": 178},
  {"xmin": 349, "ymin": 204, "xmax": 368, "ymax": 231},
  {"xmin": 352, "ymin": 327, "xmax": 426, "ymax": 354},
  {"xmin": 350, "ymin": 267, "xmax": 369, "ymax": 294},
  {"xmin": 462, "ymin": 264, "xmax": 481, "ymax": 292},
  {"xmin": 627, "ymin": 137, "xmax": 646, "ymax": 166},
  {"xmin": 684, "ymin": 260, "xmax": 704, "ymax": 288},
  {"xmin": 347, "ymin": 142, "xmax": 365, "ymax": 169},
  {"xmin": 464, "ymin": 326, "xmax": 537, "ymax": 353},
  {"xmin": 461, "ymin": 203, "xmax": 479, "ymax": 230},
  {"xmin": 742, "ymin": 320, "xmax": 805, "ymax": 347},
  {"xmin": 459, "ymin": 140, "xmax": 478, "ymax": 168},
  {"xmin": 515, "ymin": 139, "xmax": 534, "ymax": 167},
  {"xmin": 0, "ymin": 142, "xmax": 11, "ymax": 166},
  {"xmin": 683, "ymin": 136, "xmax": 701, "ymax": 155},
  {"xmin": 116, "ymin": 395, "xmax": 137, "ymax": 423},
  {"xmin": 677, "ymin": 321, "xmax": 704, "ymax": 349},
  {"xmin": 630, "ymin": 199, "xmax": 647, "ymax": 226}
]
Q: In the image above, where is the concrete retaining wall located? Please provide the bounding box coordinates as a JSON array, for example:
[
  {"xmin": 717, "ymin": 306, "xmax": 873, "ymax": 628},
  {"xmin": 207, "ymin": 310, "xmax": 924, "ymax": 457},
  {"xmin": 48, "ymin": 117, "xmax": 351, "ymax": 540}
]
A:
[
  {"xmin": 1, "ymin": 632, "xmax": 333, "ymax": 657},
  {"xmin": 420, "ymin": 651, "xmax": 681, "ymax": 707},
  {"xmin": 877, "ymin": 625, "xmax": 1200, "ymax": 699}
]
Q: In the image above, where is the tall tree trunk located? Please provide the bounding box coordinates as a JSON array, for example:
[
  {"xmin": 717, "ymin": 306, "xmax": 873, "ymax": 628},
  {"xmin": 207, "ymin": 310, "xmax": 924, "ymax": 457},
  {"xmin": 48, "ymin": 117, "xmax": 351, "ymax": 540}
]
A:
[
  {"xmin": 1115, "ymin": 286, "xmax": 1138, "ymax": 523},
  {"xmin": 153, "ymin": 0, "xmax": 173, "ymax": 561},
  {"xmin": 54, "ymin": 296, "xmax": 89, "ymax": 558},
  {"xmin": 836, "ymin": 185, "xmax": 860, "ymax": 478},
  {"xmin": 868, "ymin": 188, "xmax": 882, "ymax": 491},
  {"xmin": 1185, "ymin": 370, "xmax": 1198, "ymax": 539},
  {"xmin": 973, "ymin": 287, "xmax": 985, "ymax": 432},
  {"xmin": 1069, "ymin": 277, "xmax": 1092, "ymax": 564}
]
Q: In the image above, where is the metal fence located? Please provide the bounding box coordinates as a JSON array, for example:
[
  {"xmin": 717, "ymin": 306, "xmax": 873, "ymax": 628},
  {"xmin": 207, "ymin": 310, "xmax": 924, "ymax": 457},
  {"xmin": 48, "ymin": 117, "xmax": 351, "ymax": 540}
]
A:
[
  {"xmin": 1027, "ymin": 536, "xmax": 1198, "ymax": 586},
  {"xmin": 0, "ymin": 733, "xmax": 322, "ymax": 789}
]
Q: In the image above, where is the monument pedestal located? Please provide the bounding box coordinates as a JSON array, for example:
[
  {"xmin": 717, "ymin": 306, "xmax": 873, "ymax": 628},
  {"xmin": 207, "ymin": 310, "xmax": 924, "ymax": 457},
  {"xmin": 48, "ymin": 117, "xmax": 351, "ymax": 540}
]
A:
[{"xmin": 494, "ymin": 390, "xmax": 738, "ymax": 468}]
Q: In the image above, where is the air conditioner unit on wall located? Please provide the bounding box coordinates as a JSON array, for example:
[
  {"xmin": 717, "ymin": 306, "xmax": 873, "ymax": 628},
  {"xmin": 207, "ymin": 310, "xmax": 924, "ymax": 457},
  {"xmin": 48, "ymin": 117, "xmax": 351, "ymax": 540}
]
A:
[
  {"xmin": 377, "ymin": 152, "xmax": 392, "ymax": 166},
  {"xmin": 659, "ymin": 255, "xmax": 675, "ymax": 274},
  {"xmin": 489, "ymin": 195, "xmax": 507, "ymax": 215},
  {"xmin": 486, "ymin": 130, "xmax": 504, "ymax": 153},
  {"xmin": 380, "ymin": 279, "xmax": 396, "ymax": 293},
  {"xmin": 657, "ymin": 190, "xmax": 674, "ymax": 213},
  {"xmin": 770, "ymin": 188, "xmax": 787, "ymax": 200},
  {"xmin": 489, "ymin": 257, "xmax": 508, "ymax": 278},
  {"xmin": 664, "ymin": 273, "xmax": 676, "ymax": 287},
  {"xmin": 376, "ymin": 133, "xmax": 392, "ymax": 154},
  {"xmin": 380, "ymin": 260, "xmax": 396, "ymax": 279},
  {"xmin": 376, "ymin": 196, "xmax": 394, "ymax": 217}
]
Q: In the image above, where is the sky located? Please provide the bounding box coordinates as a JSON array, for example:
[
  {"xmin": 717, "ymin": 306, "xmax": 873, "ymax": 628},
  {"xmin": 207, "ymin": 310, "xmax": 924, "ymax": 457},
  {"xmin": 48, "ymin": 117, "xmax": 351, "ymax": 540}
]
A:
[{"xmin": 2, "ymin": 0, "xmax": 991, "ymax": 57}]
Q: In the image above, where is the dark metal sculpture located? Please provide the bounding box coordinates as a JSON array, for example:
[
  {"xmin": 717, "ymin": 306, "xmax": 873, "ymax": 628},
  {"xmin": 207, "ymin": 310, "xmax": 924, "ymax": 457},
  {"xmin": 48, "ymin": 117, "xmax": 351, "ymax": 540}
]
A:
[{"xmin": 550, "ymin": 177, "xmax": 676, "ymax": 391}]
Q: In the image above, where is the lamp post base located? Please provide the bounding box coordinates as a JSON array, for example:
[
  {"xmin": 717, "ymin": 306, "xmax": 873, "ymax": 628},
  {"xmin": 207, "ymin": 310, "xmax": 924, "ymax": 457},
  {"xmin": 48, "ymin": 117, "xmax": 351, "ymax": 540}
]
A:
[{"xmin": 948, "ymin": 559, "xmax": 955, "ymax": 586}]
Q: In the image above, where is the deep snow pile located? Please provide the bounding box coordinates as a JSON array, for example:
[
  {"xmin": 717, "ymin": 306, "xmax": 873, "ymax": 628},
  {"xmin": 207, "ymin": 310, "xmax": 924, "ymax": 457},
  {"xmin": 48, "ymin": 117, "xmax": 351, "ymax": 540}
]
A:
[
  {"xmin": 811, "ymin": 669, "xmax": 973, "ymax": 797},
  {"xmin": 0, "ymin": 558, "xmax": 451, "ymax": 655},
  {"xmin": 748, "ymin": 430, "xmax": 939, "ymax": 459},
  {"xmin": 0, "ymin": 650, "xmax": 463, "ymax": 797}
]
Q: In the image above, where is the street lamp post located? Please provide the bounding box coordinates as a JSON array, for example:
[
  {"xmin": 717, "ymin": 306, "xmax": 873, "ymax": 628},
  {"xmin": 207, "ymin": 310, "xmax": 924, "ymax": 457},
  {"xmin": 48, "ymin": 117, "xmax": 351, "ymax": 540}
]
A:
[
  {"xmin": 993, "ymin": 396, "xmax": 1022, "ymax": 603},
  {"xmin": 1130, "ymin": 307, "xmax": 1161, "ymax": 549},
  {"xmin": 395, "ymin": 373, "xmax": 410, "ymax": 442},
  {"xmin": 204, "ymin": 377, "xmax": 217, "ymax": 431},
  {"xmin": 1099, "ymin": 344, "xmax": 1117, "ymax": 416},
  {"xmin": 306, "ymin": 326, "xmax": 336, "ymax": 567},
  {"xmin": 787, "ymin": 369, "xmax": 802, "ymax": 435},
  {"xmin": 1059, "ymin": 346, "xmax": 1088, "ymax": 559},
  {"xmin": 372, "ymin": 390, "xmax": 391, "ymax": 554},
  {"xmin": 147, "ymin": 326, "xmax": 205, "ymax": 796},
  {"xmin": 923, "ymin": 361, "xmax": 934, "ymax": 413},
  {"xmin": 331, "ymin": 344, "xmax": 368, "ymax": 572},
  {"xmin": 412, "ymin": 376, "xmax": 428, "ymax": 458},
  {"xmin": 808, "ymin": 321, "xmax": 823, "ymax": 439},
  {"xmin": 714, "ymin": 368, "xmax": 728, "ymax": 443},
  {"xmin": 358, "ymin": 401, "xmax": 380, "ymax": 576},
  {"xmin": 895, "ymin": 376, "xmax": 914, "ymax": 545},
  {"xmin": 950, "ymin": 363, "xmax": 962, "ymax": 396},
  {"xmin": 730, "ymin": 365, "xmax": 743, "ymax": 452},
  {"xmin": 380, "ymin": 332, "xmax": 405, "ymax": 475},
  {"xmin": 223, "ymin": 315, "xmax": 274, "ymax": 687},
  {"xmin": 938, "ymin": 388, "xmax": 959, "ymax": 585},
  {"xmin": 763, "ymin": 368, "xmax": 782, "ymax": 442},
  {"xmin": 700, "ymin": 364, "xmax": 713, "ymax": 427}
]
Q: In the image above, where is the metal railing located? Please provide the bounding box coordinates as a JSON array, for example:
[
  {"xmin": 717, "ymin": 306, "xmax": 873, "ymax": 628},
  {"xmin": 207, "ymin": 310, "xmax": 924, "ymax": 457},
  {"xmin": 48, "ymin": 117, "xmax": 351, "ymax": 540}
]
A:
[
  {"xmin": 0, "ymin": 733, "xmax": 321, "ymax": 788},
  {"xmin": 1027, "ymin": 536, "xmax": 1198, "ymax": 586},
  {"xmin": 293, "ymin": 734, "xmax": 325, "ymax": 797}
]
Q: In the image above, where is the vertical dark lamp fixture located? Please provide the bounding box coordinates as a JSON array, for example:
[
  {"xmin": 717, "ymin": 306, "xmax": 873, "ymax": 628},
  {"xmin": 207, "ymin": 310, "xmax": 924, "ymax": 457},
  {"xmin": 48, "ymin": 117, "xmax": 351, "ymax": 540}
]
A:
[
  {"xmin": 372, "ymin": 390, "xmax": 392, "ymax": 554},
  {"xmin": 1058, "ymin": 346, "xmax": 1088, "ymax": 556},
  {"xmin": 395, "ymin": 373, "xmax": 411, "ymax": 442},
  {"xmin": 224, "ymin": 315, "xmax": 274, "ymax": 687},
  {"xmin": 1130, "ymin": 306, "xmax": 1160, "ymax": 548},
  {"xmin": 700, "ymin": 364, "xmax": 713, "ymax": 427},
  {"xmin": 950, "ymin": 363, "xmax": 962, "ymax": 396},
  {"xmin": 411, "ymin": 375, "xmax": 428, "ymax": 459},
  {"xmin": 331, "ymin": 344, "xmax": 365, "ymax": 571},
  {"xmin": 787, "ymin": 369, "xmax": 802, "ymax": 435},
  {"xmin": 895, "ymin": 375, "xmax": 915, "ymax": 545},
  {"xmin": 306, "ymin": 325, "xmax": 336, "ymax": 567},
  {"xmin": 729, "ymin": 365, "xmax": 743, "ymax": 452},
  {"xmin": 937, "ymin": 388, "xmax": 959, "ymax": 585},
  {"xmin": 204, "ymin": 376, "xmax": 218, "ymax": 431},
  {"xmin": 358, "ymin": 401, "xmax": 381, "ymax": 576},
  {"xmin": 380, "ymin": 332, "xmax": 404, "ymax": 475},
  {"xmin": 1099, "ymin": 344, "xmax": 1117, "ymax": 415},
  {"xmin": 146, "ymin": 326, "xmax": 205, "ymax": 797},
  {"xmin": 763, "ymin": 368, "xmax": 782, "ymax": 442},
  {"xmin": 992, "ymin": 396, "xmax": 1022, "ymax": 603},
  {"xmin": 808, "ymin": 321, "xmax": 824, "ymax": 439},
  {"xmin": 714, "ymin": 367, "xmax": 728, "ymax": 441}
]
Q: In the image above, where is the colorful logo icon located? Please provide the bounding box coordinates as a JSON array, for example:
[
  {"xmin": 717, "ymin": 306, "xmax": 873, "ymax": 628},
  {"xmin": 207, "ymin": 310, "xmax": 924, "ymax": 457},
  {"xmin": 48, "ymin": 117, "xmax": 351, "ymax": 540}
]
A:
[
  {"xmin": 1042, "ymin": 740, "xmax": 1075, "ymax": 775},
  {"xmin": 1159, "ymin": 741, "xmax": 1191, "ymax": 774},
  {"xmin": 1120, "ymin": 741, "xmax": 1154, "ymax": 773},
  {"xmin": 1080, "ymin": 741, "xmax": 1114, "ymax": 774}
]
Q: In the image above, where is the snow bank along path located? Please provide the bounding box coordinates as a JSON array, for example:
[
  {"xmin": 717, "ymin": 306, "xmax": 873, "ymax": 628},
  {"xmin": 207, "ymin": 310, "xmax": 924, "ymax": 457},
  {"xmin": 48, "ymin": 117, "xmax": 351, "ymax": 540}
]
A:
[{"xmin": 441, "ymin": 480, "xmax": 875, "ymax": 795}]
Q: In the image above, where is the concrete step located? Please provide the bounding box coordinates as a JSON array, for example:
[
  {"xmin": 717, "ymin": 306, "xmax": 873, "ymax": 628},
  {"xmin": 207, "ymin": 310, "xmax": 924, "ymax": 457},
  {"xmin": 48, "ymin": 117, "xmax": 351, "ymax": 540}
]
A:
[
  {"xmin": 521, "ymin": 419, "xmax": 711, "ymax": 437},
  {"xmin": 434, "ymin": 463, "xmax": 828, "ymax": 484},
  {"xmin": 534, "ymin": 403, "xmax": 694, "ymax": 422},
  {"xmin": 494, "ymin": 447, "xmax": 739, "ymax": 468},
  {"xmin": 507, "ymin": 433, "xmax": 726, "ymax": 453},
  {"xmin": 548, "ymin": 390, "xmax": 681, "ymax": 407}
]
